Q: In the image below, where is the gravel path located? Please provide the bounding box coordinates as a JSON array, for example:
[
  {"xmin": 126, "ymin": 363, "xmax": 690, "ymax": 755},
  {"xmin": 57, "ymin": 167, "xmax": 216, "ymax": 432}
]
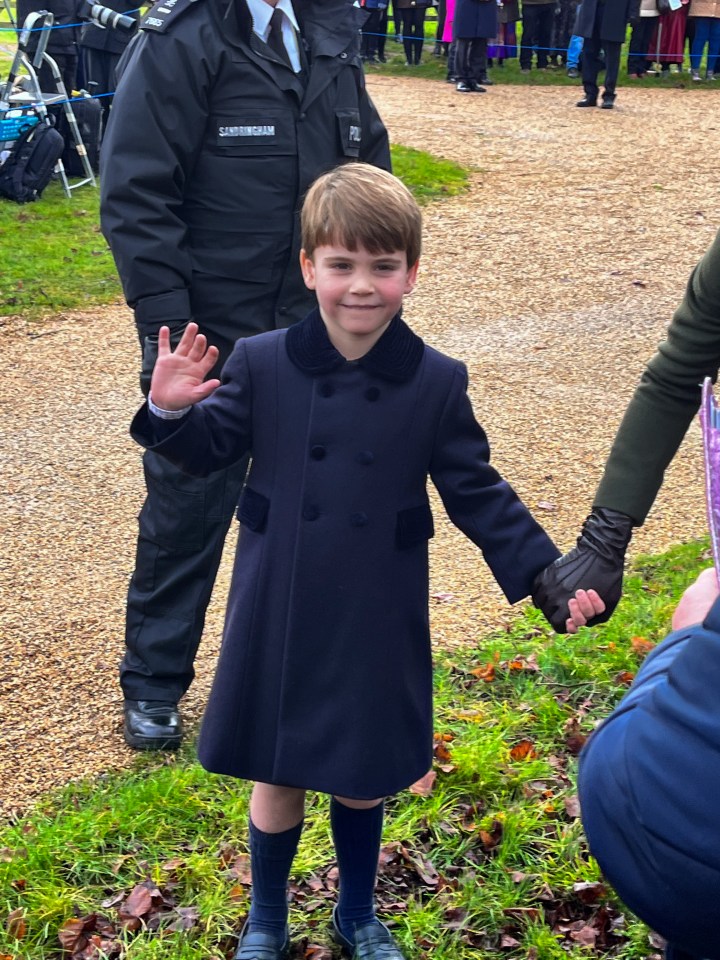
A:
[{"xmin": 2, "ymin": 78, "xmax": 718, "ymax": 819}]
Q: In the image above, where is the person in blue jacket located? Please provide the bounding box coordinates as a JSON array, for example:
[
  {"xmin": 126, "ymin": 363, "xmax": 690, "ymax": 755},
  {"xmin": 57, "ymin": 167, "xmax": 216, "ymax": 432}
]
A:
[
  {"xmin": 131, "ymin": 163, "xmax": 601, "ymax": 960},
  {"xmin": 579, "ymin": 566, "xmax": 720, "ymax": 960}
]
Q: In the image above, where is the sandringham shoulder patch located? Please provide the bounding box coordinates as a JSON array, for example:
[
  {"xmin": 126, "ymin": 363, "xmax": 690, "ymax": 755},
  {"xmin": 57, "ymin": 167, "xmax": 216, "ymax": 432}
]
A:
[{"xmin": 141, "ymin": 0, "xmax": 202, "ymax": 33}]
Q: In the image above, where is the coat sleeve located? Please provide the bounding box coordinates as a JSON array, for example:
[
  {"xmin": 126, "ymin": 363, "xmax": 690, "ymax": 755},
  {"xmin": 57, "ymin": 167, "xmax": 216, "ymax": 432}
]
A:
[
  {"xmin": 429, "ymin": 364, "xmax": 560, "ymax": 603},
  {"xmin": 100, "ymin": 25, "xmax": 214, "ymax": 336},
  {"xmin": 594, "ymin": 228, "xmax": 720, "ymax": 523},
  {"xmin": 358, "ymin": 83, "xmax": 391, "ymax": 171},
  {"xmin": 130, "ymin": 339, "xmax": 253, "ymax": 474}
]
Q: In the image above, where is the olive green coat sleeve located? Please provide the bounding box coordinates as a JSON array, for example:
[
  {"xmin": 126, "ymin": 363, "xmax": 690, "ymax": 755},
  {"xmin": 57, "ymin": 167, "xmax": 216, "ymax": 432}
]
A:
[{"xmin": 594, "ymin": 228, "xmax": 720, "ymax": 524}]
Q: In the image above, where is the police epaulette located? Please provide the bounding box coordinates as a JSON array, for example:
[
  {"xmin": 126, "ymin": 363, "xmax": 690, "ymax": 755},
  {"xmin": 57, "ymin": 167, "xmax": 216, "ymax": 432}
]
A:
[{"xmin": 141, "ymin": 0, "xmax": 203, "ymax": 33}]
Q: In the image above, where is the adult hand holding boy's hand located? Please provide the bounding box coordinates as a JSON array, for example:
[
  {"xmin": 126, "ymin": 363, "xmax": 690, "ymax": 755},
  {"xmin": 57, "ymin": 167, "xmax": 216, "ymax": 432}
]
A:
[{"xmin": 150, "ymin": 322, "xmax": 221, "ymax": 410}]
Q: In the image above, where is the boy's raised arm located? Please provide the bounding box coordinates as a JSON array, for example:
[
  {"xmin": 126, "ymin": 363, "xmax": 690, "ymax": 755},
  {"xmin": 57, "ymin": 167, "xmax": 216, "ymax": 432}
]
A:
[{"xmin": 150, "ymin": 323, "xmax": 222, "ymax": 411}]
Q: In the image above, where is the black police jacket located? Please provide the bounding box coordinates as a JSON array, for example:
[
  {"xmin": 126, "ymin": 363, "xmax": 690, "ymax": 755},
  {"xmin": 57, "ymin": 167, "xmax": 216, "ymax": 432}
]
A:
[{"xmin": 100, "ymin": 0, "xmax": 391, "ymax": 348}]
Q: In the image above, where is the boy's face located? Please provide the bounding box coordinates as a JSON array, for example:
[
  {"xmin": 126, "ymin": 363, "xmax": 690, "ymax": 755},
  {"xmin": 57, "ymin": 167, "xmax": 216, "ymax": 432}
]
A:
[{"xmin": 300, "ymin": 244, "xmax": 419, "ymax": 359}]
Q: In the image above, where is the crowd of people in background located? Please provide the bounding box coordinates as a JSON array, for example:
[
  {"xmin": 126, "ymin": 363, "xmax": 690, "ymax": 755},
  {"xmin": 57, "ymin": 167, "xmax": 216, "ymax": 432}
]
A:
[
  {"xmin": 3, "ymin": 0, "xmax": 718, "ymax": 105},
  {"xmin": 359, "ymin": 0, "xmax": 720, "ymax": 95}
]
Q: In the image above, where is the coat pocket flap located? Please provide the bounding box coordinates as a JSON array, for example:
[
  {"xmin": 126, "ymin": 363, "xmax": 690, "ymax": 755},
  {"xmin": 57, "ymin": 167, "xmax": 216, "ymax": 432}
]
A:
[
  {"xmin": 237, "ymin": 486, "xmax": 270, "ymax": 532},
  {"xmin": 396, "ymin": 503, "xmax": 434, "ymax": 548}
]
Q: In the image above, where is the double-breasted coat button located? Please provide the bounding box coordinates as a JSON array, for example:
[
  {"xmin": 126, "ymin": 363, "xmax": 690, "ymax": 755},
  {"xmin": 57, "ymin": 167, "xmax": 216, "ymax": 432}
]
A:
[
  {"xmin": 356, "ymin": 451, "xmax": 374, "ymax": 465},
  {"xmin": 311, "ymin": 445, "xmax": 326, "ymax": 460},
  {"xmin": 365, "ymin": 387, "xmax": 380, "ymax": 402},
  {"xmin": 319, "ymin": 383, "xmax": 334, "ymax": 398},
  {"xmin": 350, "ymin": 512, "xmax": 368, "ymax": 527},
  {"xmin": 303, "ymin": 504, "xmax": 320, "ymax": 521}
]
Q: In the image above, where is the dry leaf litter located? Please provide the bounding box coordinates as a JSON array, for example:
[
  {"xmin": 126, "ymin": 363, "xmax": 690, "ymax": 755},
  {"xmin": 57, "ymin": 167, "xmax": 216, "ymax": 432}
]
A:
[{"xmin": 1, "ymin": 79, "xmax": 718, "ymax": 819}]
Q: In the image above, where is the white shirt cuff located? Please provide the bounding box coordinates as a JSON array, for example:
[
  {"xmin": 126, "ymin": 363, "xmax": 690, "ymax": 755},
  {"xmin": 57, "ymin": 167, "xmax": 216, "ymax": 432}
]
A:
[{"xmin": 148, "ymin": 393, "xmax": 191, "ymax": 419}]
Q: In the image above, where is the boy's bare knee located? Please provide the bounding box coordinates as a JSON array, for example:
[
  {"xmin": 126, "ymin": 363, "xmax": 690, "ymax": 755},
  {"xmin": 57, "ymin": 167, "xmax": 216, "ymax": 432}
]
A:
[
  {"xmin": 333, "ymin": 795, "xmax": 384, "ymax": 810},
  {"xmin": 251, "ymin": 782, "xmax": 306, "ymax": 832}
]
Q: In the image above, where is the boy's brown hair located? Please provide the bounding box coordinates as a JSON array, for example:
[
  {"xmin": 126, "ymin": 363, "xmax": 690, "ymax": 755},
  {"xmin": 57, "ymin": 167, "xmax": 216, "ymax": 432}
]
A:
[{"xmin": 301, "ymin": 162, "xmax": 422, "ymax": 267}]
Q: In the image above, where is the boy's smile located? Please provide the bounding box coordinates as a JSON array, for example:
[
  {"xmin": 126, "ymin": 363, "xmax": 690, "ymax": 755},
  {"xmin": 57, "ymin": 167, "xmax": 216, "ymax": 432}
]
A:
[{"xmin": 300, "ymin": 244, "xmax": 419, "ymax": 360}]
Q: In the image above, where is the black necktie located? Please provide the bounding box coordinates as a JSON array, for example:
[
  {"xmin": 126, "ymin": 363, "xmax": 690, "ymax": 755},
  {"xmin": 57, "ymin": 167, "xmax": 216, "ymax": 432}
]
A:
[{"xmin": 267, "ymin": 8, "xmax": 292, "ymax": 68}]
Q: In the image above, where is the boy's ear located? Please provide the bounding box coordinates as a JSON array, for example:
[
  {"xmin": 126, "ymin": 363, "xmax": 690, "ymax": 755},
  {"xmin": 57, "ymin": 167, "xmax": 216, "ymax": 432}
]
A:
[
  {"xmin": 405, "ymin": 259, "xmax": 420, "ymax": 294},
  {"xmin": 300, "ymin": 249, "xmax": 316, "ymax": 290}
]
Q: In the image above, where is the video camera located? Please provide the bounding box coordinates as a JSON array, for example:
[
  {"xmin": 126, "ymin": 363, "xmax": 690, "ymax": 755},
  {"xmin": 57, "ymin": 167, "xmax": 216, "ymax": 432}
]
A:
[{"xmin": 85, "ymin": 0, "xmax": 136, "ymax": 31}]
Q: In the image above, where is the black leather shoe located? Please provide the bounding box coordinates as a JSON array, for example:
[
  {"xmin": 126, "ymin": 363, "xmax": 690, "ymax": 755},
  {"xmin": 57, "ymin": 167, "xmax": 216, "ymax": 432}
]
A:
[
  {"xmin": 123, "ymin": 700, "xmax": 183, "ymax": 750},
  {"xmin": 234, "ymin": 923, "xmax": 289, "ymax": 960},
  {"xmin": 478, "ymin": 75, "xmax": 493, "ymax": 85},
  {"xmin": 576, "ymin": 96, "xmax": 597, "ymax": 107},
  {"xmin": 332, "ymin": 907, "xmax": 406, "ymax": 959},
  {"xmin": 600, "ymin": 99, "xmax": 615, "ymax": 109}
]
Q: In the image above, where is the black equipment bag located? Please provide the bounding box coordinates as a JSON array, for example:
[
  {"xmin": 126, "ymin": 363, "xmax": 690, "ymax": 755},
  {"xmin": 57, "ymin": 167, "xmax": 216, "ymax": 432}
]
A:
[
  {"xmin": 57, "ymin": 95, "xmax": 103, "ymax": 176},
  {"xmin": 0, "ymin": 123, "xmax": 65, "ymax": 203}
]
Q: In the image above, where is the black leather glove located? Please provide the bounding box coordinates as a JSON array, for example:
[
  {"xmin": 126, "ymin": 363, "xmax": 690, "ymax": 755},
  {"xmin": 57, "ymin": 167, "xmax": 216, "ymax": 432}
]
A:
[{"xmin": 532, "ymin": 507, "xmax": 634, "ymax": 633}]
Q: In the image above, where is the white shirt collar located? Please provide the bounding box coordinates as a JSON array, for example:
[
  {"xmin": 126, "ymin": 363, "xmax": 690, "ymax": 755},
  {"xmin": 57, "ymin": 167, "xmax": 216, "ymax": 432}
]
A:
[{"xmin": 245, "ymin": 0, "xmax": 300, "ymax": 41}]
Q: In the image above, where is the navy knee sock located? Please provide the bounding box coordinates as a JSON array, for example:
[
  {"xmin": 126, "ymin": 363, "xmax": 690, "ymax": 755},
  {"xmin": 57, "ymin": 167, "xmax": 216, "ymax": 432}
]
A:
[
  {"xmin": 330, "ymin": 798, "xmax": 384, "ymax": 941},
  {"xmin": 247, "ymin": 818, "xmax": 303, "ymax": 939}
]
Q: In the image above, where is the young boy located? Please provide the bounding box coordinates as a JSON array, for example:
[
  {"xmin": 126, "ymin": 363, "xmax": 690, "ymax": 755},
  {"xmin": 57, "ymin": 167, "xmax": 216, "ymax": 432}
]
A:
[{"xmin": 131, "ymin": 163, "xmax": 603, "ymax": 960}]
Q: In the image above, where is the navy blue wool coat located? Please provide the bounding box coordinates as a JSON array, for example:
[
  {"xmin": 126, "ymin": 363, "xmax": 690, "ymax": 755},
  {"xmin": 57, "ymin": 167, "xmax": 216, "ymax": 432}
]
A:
[
  {"xmin": 579, "ymin": 596, "xmax": 720, "ymax": 958},
  {"xmin": 454, "ymin": 0, "xmax": 499, "ymax": 40},
  {"xmin": 132, "ymin": 311, "xmax": 559, "ymax": 798}
]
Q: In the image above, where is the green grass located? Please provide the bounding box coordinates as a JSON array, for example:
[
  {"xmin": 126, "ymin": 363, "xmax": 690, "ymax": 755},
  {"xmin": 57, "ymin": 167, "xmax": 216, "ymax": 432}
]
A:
[
  {"xmin": 0, "ymin": 145, "xmax": 469, "ymax": 320},
  {"xmin": 0, "ymin": 538, "xmax": 711, "ymax": 959}
]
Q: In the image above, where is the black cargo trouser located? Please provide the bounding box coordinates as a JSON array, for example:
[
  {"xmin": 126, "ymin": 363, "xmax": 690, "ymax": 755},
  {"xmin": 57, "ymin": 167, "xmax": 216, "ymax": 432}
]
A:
[{"xmin": 121, "ymin": 449, "xmax": 248, "ymax": 701}]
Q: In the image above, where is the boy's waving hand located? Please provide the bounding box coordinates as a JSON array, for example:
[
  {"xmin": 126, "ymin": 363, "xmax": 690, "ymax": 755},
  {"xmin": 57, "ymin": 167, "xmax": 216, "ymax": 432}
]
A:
[{"xmin": 151, "ymin": 323, "xmax": 221, "ymax": 411}]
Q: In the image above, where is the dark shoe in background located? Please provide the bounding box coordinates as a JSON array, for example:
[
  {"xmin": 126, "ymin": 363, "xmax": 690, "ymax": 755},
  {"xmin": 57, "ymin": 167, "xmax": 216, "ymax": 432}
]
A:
[
  {"xmin": 123, "ymin": 700, "xmax": 183, "ymax": 750},
  {"xmin": 567, "ymin": 66, "xmax": 580, "ymax": 77},
  {"xmin": 478, "ymin": 74, "xmax": 493, "ymax": 85}
]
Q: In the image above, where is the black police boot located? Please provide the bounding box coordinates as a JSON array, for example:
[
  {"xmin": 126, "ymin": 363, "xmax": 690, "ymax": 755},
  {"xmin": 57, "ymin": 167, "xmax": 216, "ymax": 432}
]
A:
[{"xmin": 123, "ymin": 700, "xmax": 183, "ymax": 750}]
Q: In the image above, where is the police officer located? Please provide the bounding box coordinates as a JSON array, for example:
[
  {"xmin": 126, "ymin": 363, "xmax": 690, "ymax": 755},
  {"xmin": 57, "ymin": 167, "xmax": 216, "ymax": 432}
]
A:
[{"xmin": 100, "ymin": 0, "xmax": 391, "ymax": 751}]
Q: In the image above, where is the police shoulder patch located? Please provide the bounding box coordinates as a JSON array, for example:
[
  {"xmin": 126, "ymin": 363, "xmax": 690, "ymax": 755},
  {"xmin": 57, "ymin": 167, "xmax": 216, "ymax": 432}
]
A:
[{"xmin": 141, "ymin": 0, "xmax": 202, "ymax": 33}]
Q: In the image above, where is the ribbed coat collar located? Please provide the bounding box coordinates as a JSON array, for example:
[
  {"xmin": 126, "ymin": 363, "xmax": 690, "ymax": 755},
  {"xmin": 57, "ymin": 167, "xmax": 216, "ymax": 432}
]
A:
[{"xmin": 285, "ymin": 308, "xmax": 425, "ymax": 383}]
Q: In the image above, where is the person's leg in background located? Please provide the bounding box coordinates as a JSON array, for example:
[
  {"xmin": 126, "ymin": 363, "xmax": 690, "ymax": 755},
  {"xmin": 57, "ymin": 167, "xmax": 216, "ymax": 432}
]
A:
[
  {"xmin": 401, "ymin": 8, "xmax": 415, "ymax": 63},
  {"xmin": 627, "ymin": 17, "xmax": 654, "ymax": 77},
  {"xmin": 567, "ymin": 32, "xmax": 584, "ymax": 73},
  {"xmin": 393, "ymin": 1, "xmax": 402, "ymax": 40},
  {"xmin": 377, "ymin": 6, "xmax": 389, "ymax": 61},
  {"xmin": 601, "ymin": 37, "xmax": 621, "ymax": 103},
  {"xmin": 690, "ymin": 15, "xmax": 710, "ymax": 77},
  {"xmin": 579, "ymin": 23, "xmax": 602, "ymax": 102},
  {"xmin": 362, "ymin": 8, "xmax": 382, "ymax": 61},
  {"xmin": 455, "ymin": 36, "xmax": 476, "ymax": 89},
  {"xmin": 434, "ymin": 0, "xmax": 447, "ymax": 53},
  {"xmin": 520, "ymin": 4, "xmax": 540, "ymax": 69},
  {"xmin": 473, "ymin": 36, "xmax": 490, "ymax": 84},
  {"xmin": 536, "ymin": 2, "xmax": 555, "ymax": 68},
  {"xmin": 447, "ymin": 38, "xmax": 458, "ymax": 78},
  {"xmin": 705, "ymin": 15, "xmax": 720, "ymax": 76},
  {"xmin": 412, "ymin": 6, "xmax": 428, "ymax": 63}
]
